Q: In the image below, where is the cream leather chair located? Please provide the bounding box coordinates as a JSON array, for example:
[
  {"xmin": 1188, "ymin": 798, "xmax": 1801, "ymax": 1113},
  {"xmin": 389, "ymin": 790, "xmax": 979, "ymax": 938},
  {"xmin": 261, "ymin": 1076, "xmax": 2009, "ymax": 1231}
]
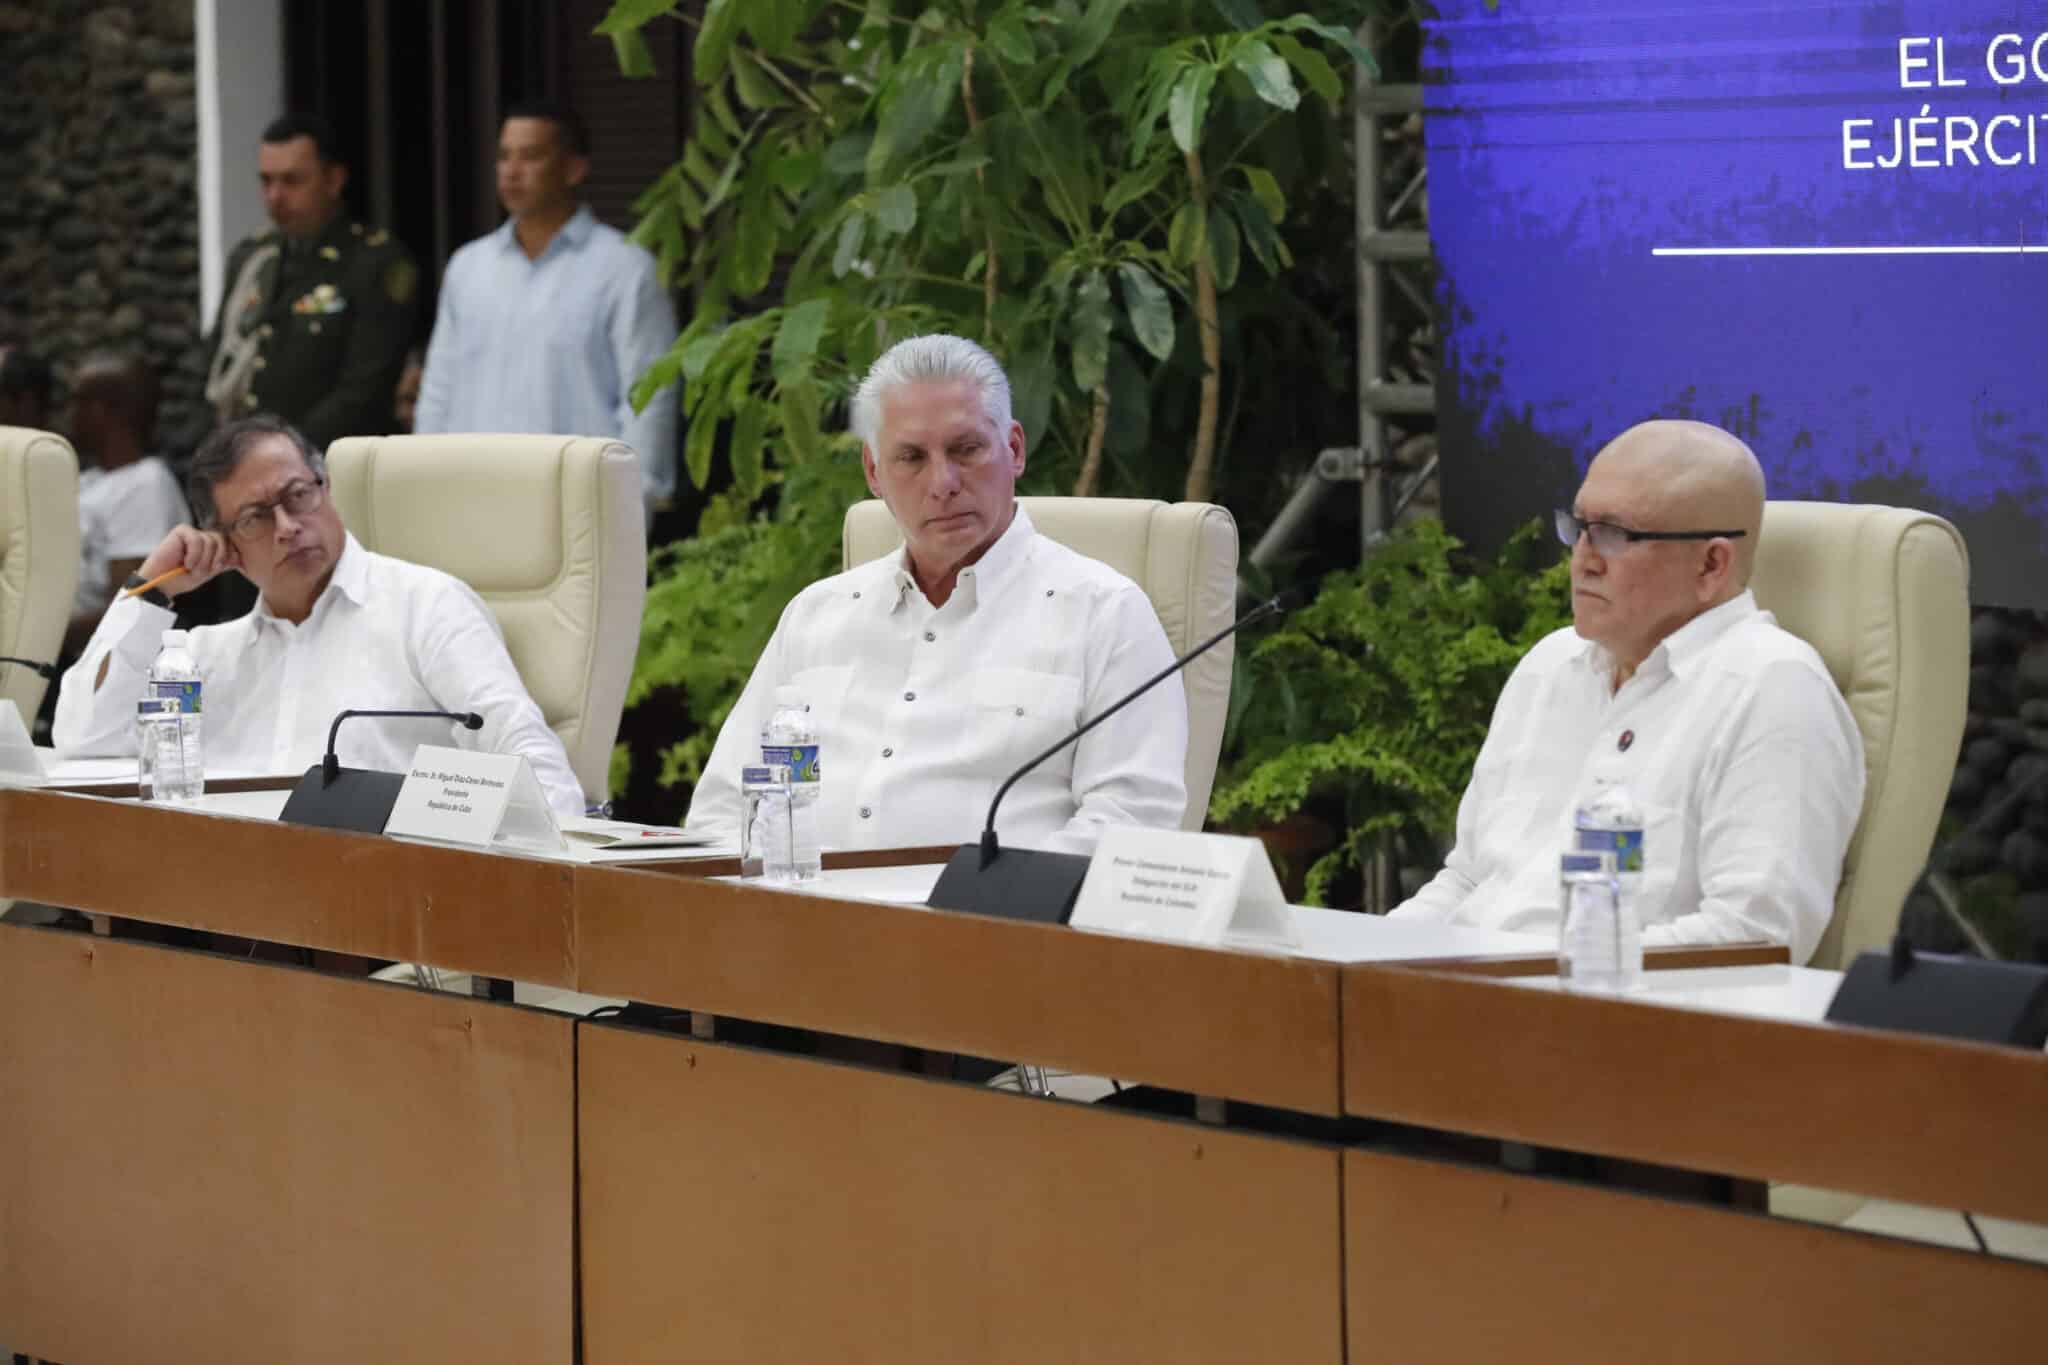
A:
[
  {"xmin": 325, "ymin": 435, "xmax": 646, "ymax": 805},
  {"xmin": 842, "ymin": 496, "xmax": 1239, "ymax": 829},
  {"xmin": 0, "ymin": 426, "xmax": 80, "ymax": 723},
  {"xmin": 1748, "ymin": 501, "xmax": 1970, "ymax": 971}
]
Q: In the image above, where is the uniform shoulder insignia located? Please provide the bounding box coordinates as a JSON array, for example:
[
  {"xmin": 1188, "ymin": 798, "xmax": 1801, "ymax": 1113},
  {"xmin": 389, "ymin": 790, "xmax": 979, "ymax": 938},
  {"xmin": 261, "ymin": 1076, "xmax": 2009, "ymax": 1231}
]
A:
[{"xmin": 385, "ymin": 257, "xmax": 418, "ymax": 304}]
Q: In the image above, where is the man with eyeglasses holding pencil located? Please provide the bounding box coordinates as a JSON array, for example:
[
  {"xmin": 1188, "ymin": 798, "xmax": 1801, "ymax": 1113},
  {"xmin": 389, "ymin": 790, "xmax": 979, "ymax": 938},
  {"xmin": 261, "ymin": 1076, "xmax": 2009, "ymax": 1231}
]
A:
[
  {"xmin": 1389, "ymin": 419, "xmax": 1864, "ymax": 963},
  {"xmin": 52, "ymin": 414, "xmax": 584, "ymax": 817}
]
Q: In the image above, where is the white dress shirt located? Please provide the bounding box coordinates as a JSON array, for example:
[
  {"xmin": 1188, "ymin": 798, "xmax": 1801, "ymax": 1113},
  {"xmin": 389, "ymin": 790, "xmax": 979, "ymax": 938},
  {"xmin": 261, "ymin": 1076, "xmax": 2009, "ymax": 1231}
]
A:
[
  {"xmin": 687, "ymin": 507, "xmax": 1188, "ymax": 853},
  {"xmin": 413, "ymin": 205, "xmax": 678, "ymax": 511},
  {"xmin": 53, "ymin": 534, "xmax": 584, "ymax": 817},
  {"xmin": 73, "ymin": 456, "xmax": 188, "ymax": 617},
  {"xmin": 1390, "ymin": 592, "xmax": 1864, "ymax": 963}
]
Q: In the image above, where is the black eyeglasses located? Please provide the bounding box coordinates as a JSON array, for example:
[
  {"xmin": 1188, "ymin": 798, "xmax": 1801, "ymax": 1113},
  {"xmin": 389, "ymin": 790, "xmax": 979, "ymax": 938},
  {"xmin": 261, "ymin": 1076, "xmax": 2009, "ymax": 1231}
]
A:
[
  {"xmin": 224, "ymin": 476, "xmax": 327, "ymax": 543},
  {"xmin": 1554, "ymin": 509, "xmax": 1747, "ymax": 557}
]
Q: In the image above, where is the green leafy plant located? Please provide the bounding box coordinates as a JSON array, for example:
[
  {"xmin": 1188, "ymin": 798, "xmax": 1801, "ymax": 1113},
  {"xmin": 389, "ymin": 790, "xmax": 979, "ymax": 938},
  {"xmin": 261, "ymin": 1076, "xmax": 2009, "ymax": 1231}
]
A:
[
  {"xmin": 599, "ymin": 0, "xmax": 1377, "ymax": 504},
  {"xmin": 1210, "ymin": 518, "xmax": 1571, "ymax": 905}
]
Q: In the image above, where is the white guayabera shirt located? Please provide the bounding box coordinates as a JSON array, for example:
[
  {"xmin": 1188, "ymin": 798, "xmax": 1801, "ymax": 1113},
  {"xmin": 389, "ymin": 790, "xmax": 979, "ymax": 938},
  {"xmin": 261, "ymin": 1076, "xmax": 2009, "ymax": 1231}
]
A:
[
  {"xmin": 1390, "ymin": 591, "xmax": 1865, "ymax": 964},
  {"xmin": 53, "ymin": 533, "xmax": 585, "ymax": 817},
  {"xmin": 688, "ymin": 507, "xmax": 1189, "ymax": 854}
]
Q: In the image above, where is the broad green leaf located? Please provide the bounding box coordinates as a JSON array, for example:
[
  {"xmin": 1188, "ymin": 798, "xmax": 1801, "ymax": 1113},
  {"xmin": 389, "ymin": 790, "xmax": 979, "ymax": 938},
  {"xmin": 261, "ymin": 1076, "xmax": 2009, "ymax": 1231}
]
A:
[
  {"xmin": 1116, "ymin": 262, "xmax": 1174, "ymax": 361},
  {"xmin": 705, "ymin": 75, "xmax": 746, "ymax": 139},
  {"xmin": 680, "ymin": 331, "xmax": 727, "ymax": 384},
  {"xmin": 1167, "ymin": 199, "xmax": 1207, "ymax": 266},
  {"xmin": 1207, "ymin": 205, "xmax": 1241, "ymax": 291},
  {"xmin": 1238, "ymin": 164, "xmax": 1286, "ymax": 225},
  {"xmin": 673, "ymin": 172, "xmax": 705, "ymax": 230},
  {"xmin": 1270, "ymin": 33, "xmax": 1340, "ymax": 104},
  {"xmin": 1230, "ymin": 187, "xmax": 1291, "ymax": 272},
  {"xmin": 609, "ymin": 28, "xmax": 656, "ymax": 78},
  {"xmin": 628, "ymin": 340, "xmax": 684, "ymax": 411},
  {"xmin": 1010, "ymin": 344, "xmax": 1056, "ymax": 445},
  {"xmin": 684, "ymin": 406, "xmax": 720, "ymax": 488},
  {"xmin": 779, "ymin": 378, "xmax": 824, "ymax": 462},
  {"xmin": 833, "ymin": 212, "xmax": 867, "ymax": 278},
  {"xmin": 1067, "ymin": 0, "xmax": 1127, "ymax": 70},
  {"xmin": 823, "ymin": 132, "xmax": 872, "ymax": 178},
  {"xmin": 866, "ymin": 45, "xmax": 963, "ymax": 181},
  {"xmin": 1071, "ymin": 270, "xmax": 1112, "ymax": 392},
  {"xmin": 1102, "ymin": 157, "xmax": 1171, "ymax": 218},
  {"xmin": 593, "ymin": 0, "xmax": 677, "ymax": 35},
  {"xmin": 741, "ymin": 0, "xmax": 815, "ymax": 54},
  {"xmin": 730, "ymin": 399, "xmax": 770, "ymax": 498},
  {"xmin": 1278, "ymin": 16, "xmax": 1378, "ymax": 76},
  {"xmin": 771, "ymin": 297, "xmax": 832, "ymax": 386},
  {"xmin": 730, "ymin": 49, "xmax": 788, "ymax": 108},
  {"xmin": 1229, "ymin": 38, "xmax": 1298, "ymax": 112},
  {"xmin": 701, "ymin": 125, "xmax": 754, "ymax": 217},
  {"xmin": 875, "ymin": 182, "xmax": 918, "ymax": 236},
  {"xmin": 730, "ymin": 158, "xmax": 780, "ymax": 296},
  {"xmin": 987, "ymin": 15, "xmax": 1035, "ymax": 66},
  {"xmin": 1168, "ymin": 65, "xmax": 1217, "ymax": 154},
  {"xmin": 1206, "ymin": 0, "xmax": 1262, "ymax": 30},
  {"xmin": 631, "ymin": 162, "xmax": 680, "ymax": 214},
  {"xmin": 694, "ymin": 0, "xmax": 744, "ymax": 82}
]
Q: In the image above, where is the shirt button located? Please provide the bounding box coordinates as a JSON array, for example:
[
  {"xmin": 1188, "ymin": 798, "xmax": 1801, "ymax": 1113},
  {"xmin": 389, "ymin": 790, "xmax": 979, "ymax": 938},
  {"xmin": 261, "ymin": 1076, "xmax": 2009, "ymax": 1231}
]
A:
[
  {"xmin": 1045, "ymin": 589, "xmax": 1054, "ymax": 597},
  {"xmin": 859, "ymin": 806, "xmax": 872, "ymax": 819},
  {"xmin": 923, "ymin": 631, "xmax": 935, "ymax": 643},
  {"xmin": 881, "ymin": 747, "xmax": 893, "ymax": 758},
  {"xmin": 852, "ymin": 591, "xmax": 861, "ymax": 599},
  {"xmin": 904, "ymin": 691, "xmax": 915, "ymax": 702},
  {"xmin": 1014, "ymin": 706, "xmax": 1025, "ymax": 717}
]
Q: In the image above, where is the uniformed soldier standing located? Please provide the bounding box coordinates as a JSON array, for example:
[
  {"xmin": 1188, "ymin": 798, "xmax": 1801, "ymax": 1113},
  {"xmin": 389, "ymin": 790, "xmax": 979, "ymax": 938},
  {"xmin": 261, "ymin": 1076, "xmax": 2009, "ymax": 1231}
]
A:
[{"xmin": 201, "ymin": 113, "xmax": 421, "ymax": 453}]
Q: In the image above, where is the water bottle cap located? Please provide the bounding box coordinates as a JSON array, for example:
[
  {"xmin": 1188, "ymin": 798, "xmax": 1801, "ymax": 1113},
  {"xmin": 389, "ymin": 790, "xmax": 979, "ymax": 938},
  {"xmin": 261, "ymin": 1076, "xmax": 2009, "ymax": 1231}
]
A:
[{"xmin": 773, "ymin": 684, "xmax": 805, "ymax": 708}]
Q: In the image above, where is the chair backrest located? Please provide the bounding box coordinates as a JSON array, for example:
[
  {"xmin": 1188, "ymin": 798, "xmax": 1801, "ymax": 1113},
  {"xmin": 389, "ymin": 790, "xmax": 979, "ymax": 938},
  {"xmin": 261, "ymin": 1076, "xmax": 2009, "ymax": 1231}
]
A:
[
  {"xmin": 1748, "ymin": 501, "xmax": 1970, "ymax": 969},
  {"xmin": 0, "ymin": 426, "xmax": 80, "ymax": 722},
  {"xmin": 325, "ymin": 434, "xmax": 646, "ymax": 803},
  {"xmin": 842, "ymin": 496, "xmax": 1239, "ymax": 831}
]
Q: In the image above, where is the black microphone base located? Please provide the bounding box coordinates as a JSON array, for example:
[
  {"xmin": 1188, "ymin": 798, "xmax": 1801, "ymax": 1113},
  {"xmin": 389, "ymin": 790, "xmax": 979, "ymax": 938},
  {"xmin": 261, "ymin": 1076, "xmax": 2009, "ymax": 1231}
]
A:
[
  {"xmin": 1826, "ymin": 946, "xmax": 2048, "ymax": 1048},
  {"xmin": 926, "ymin": 843, "xmax": 1092, "ymax": 926},
  {"xmin": 279, "ymin": 763, "xmax": 406, "ymax": 834}
]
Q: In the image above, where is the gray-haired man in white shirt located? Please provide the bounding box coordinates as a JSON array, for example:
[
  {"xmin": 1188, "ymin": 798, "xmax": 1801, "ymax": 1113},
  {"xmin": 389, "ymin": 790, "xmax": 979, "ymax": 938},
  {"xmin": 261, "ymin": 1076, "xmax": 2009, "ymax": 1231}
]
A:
[
  {"xmin": 54, "ymin": 416, "xmax": 584, "ymax": 816},
  {"xmin": 687, "ymin": 334, "xmax": 1188, "ymax": 853},
  {"xmin": 1390, "ymin": 420, "xmax": 1865, "ymax": 962}
]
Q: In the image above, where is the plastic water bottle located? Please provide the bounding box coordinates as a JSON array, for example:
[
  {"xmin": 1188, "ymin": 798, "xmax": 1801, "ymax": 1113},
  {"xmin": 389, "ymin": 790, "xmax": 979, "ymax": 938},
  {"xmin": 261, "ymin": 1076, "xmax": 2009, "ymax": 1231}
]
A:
[
  {"xmin": 138, "ymin": 628, "xmax": 204, "ymax": 803},
  {"xmin": 1559, "ymin": 851, "xmax": 1629, "ymax": 989},
  {"xmin": 1570, "ymin": 778, "xmax": 1643, "ymax": 988},
  {"xmin": 758, "ymin": 685, "xmax": 820, "ymax": 882}
]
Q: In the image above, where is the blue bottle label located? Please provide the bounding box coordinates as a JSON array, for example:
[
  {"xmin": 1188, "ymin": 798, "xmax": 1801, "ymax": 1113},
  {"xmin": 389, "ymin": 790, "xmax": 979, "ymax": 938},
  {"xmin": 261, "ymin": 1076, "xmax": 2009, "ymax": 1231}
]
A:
[
  {"xmin": 147, "ymin": 680, "xmax": 201, "ymax": 715},
  {"xmin": 1577, "ymin": 826, "xmax": 1644, "ymax": 875},
  {"xmin": 762, "ymin": 743, "xmax": 820, "ymax": 783}
]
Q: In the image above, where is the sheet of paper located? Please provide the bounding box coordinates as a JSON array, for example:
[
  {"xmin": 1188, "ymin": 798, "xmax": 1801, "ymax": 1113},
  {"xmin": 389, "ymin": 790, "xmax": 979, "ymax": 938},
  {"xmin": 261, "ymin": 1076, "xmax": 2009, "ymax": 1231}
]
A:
[{"xmin": 560, "ymin": 816, "xmax": 720, "ymax": 849}]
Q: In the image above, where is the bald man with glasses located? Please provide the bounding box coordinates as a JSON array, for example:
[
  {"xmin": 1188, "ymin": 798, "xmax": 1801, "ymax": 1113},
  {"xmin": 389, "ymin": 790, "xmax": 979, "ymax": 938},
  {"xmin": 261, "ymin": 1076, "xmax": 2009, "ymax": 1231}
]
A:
[
  {"xmin": 53, "ymin": 415, "xmax": 583, "ymax": 816},
  {"xmin": 1390, "ymin": 420, "xmax": 1864, "ymax": 963}
]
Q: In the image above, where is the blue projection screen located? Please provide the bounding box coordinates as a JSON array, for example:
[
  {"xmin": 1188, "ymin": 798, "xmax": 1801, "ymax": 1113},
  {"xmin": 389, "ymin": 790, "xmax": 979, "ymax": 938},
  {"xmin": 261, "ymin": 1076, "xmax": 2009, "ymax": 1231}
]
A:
[{"xmin": 1426, "ymin": 1, "xmax": 2048, "ymax": 605}]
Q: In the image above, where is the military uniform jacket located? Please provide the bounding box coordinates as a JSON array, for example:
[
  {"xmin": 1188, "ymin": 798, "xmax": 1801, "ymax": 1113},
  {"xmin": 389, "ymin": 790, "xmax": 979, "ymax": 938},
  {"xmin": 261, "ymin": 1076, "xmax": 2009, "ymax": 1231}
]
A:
[{"xmin": 202, "ymin": 216, "xmax": 422, "ymax": 450}]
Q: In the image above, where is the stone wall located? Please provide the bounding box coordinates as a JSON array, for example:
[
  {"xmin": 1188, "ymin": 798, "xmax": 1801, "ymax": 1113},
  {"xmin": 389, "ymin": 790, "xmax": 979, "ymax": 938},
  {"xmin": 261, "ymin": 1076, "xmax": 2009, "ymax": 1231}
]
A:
[{"xmin": 0, "ymin": 0, "xmax": 206, "ymax": 446}]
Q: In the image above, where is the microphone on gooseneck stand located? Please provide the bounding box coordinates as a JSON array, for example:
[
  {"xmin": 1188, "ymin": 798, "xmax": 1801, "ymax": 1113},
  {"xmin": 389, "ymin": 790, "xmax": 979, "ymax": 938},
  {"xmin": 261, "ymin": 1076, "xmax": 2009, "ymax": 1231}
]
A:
[
  {"xmin": 0, "ymin": 655, "xmax": 57, "ymax": 682},
  {"xmin": 281, "ymin": 707, "xmax": 486, "ymax": 833},
  {"xmin": 927, "ymin": 593, "xmax": 1292, "ymax": 925}
]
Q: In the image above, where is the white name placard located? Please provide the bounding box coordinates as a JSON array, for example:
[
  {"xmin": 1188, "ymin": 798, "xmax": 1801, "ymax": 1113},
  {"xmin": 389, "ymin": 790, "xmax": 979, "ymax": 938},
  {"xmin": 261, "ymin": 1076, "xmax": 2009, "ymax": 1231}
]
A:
[
  {"xmin": 1069, "ymin": 827, "xmax": 1300, "ymax": 952},
  {"xmin": 384, "ymin": 744, "xmax": 566, "ymax": 852}
]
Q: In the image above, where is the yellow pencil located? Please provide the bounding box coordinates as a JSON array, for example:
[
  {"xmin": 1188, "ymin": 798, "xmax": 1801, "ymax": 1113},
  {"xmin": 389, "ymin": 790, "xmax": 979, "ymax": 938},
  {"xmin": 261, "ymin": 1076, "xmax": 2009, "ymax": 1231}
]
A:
[{"xmin": 121, "ymin": 566, "xmax": 188, "ymax": 600}]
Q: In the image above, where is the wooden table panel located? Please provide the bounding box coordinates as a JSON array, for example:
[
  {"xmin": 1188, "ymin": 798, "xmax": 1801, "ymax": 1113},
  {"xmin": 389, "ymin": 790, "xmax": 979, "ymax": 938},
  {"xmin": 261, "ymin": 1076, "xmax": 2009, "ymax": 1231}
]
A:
[
  {"xmin": 575, "ymin": 866, "xmax": 1342, "ymax": 1113},
  {"xmin": 0, "ymin": 788, "xmax": 577, "ymax": 986},
  {"xmin": 1403, "ymin": 941, "xmax": 1790, "ymax": 977},
  {"xmin": 579, "ymin": 1024, "xmax": 1344, "ymax": 1365},
  {"xmin": 1345, "ymin": 1149, "xmax": 2048, "ymax": 1364},
  {"xmin": 0, "ymin": 924, "xmax": 575, "ymax": 1365},
  {"xmin": 1343, "ymin": 965, "xmax": 2048, "ymax": 1224}
]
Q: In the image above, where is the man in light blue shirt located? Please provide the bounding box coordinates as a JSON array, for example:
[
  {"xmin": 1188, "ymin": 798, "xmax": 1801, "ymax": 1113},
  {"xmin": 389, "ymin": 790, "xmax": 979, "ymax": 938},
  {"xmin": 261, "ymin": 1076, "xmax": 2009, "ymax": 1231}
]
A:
[{"xmin": 414, "ymin": 102, "xmax": 678, "ymax": 516}]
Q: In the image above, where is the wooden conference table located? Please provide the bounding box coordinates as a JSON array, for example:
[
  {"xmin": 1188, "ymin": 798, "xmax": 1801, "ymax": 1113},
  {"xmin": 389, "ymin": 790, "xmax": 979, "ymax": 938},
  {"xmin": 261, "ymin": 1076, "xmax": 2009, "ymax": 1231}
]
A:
[{"xmin": 0, "ymin": 785, "xmax": 2041, "ymax": 1363}]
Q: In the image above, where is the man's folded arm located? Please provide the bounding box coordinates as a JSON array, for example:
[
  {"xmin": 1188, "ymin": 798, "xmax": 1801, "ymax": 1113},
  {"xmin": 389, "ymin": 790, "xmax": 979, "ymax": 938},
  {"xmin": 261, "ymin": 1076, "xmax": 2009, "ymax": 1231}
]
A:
[
  {"xmin": 413, "ymin": 579, "xmax": 586, "ymax": 818},
  {"xmin": 1048, "ymin": 588, "xmax": 1190, "ymax": 852},
  {"xmin": 1643, "ymin": 662, "xmax": 1864, "ymax": 963},
  {"xmin": 52, "ymin": 597, "xmax": 178, "ymax": 757}
]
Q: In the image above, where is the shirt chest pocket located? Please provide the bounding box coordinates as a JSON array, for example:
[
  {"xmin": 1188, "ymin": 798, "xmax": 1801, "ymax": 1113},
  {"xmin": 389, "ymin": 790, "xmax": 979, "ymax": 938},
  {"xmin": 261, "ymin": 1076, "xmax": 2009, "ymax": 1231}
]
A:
[{"xmin": 971, "ymin": 667, "xmax": 1082, "ymax": 772}]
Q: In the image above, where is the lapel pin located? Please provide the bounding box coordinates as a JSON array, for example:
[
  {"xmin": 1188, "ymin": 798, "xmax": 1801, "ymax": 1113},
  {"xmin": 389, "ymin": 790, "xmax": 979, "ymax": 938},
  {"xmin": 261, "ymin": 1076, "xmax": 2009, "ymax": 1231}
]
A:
[{"xmin": 1618, "ymin": 729, "xmax": 1635, "ymax": 752}]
